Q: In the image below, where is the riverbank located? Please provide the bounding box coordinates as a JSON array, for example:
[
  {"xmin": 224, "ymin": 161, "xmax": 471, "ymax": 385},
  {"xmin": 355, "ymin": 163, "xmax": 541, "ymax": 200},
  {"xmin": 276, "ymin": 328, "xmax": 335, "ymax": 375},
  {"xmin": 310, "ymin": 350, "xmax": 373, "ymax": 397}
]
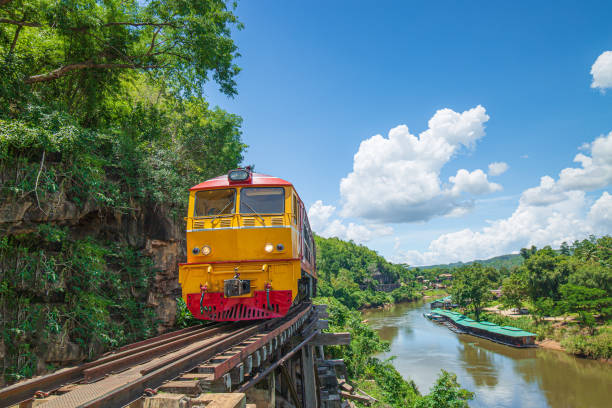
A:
[{"xmin": 537, "ymin": 339, "xmax": 564, "ymax": 351}]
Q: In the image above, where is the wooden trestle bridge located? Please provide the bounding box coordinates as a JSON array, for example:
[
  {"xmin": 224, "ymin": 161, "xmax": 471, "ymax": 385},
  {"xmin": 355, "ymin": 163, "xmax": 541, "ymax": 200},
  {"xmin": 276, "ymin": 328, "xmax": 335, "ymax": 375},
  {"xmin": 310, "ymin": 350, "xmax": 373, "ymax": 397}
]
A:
[{"xmin": 0, "ymin": 303, "xmax": 360, "ymax": 408}]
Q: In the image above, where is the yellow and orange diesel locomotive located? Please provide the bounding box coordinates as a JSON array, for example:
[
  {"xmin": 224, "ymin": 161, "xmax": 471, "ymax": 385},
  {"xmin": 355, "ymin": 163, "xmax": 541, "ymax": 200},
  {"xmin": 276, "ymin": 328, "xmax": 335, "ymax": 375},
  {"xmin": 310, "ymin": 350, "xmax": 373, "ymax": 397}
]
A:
[{"xmin": 179, "ymin": 168, "xmax": 316, "ymax": 321}]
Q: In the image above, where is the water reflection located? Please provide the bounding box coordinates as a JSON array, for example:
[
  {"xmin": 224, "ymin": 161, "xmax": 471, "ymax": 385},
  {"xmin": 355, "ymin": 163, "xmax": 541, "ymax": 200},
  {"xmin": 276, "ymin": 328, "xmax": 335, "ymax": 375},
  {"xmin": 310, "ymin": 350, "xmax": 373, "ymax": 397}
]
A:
[
  {"xmin": 376, "ymin": 324, "xmax": 399, "ymax": 341},
  {"xmin": 516, "ymin": 348, "xmax": 612, "ymax": 408},
  {"xmin": 363, "ymin": 301, "xmax": 612, "ymax": 408},
  {"xmin": 457, "ymin": 342, "xmax": 499, "ymax": 388}
]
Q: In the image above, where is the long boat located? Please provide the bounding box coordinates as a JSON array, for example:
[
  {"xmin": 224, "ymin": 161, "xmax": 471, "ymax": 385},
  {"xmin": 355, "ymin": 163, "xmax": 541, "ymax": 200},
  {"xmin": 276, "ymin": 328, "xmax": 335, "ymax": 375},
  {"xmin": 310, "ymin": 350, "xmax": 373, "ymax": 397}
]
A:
[{"xmin": 430, "ymin": 308, "xmax": 537, "ymax": 348}]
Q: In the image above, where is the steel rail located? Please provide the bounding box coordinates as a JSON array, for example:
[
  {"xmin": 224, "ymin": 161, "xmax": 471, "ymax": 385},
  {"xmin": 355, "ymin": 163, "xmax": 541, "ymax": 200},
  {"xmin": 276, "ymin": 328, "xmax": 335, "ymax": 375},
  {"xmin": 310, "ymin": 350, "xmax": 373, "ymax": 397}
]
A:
[
  {"xmin": 82, "ymin": 324, "xmax": 232, "ymax": 382},
  {"xmin": 82, "ymin": 304, "xmax": 312, "ymax": 408},
  {"xmin": 0, "ymin": 324, "xmax": 227, "ymax": 408},
  {"xmin": 116, "ymin": 323, "xmax": 219, "ymax": 352}
]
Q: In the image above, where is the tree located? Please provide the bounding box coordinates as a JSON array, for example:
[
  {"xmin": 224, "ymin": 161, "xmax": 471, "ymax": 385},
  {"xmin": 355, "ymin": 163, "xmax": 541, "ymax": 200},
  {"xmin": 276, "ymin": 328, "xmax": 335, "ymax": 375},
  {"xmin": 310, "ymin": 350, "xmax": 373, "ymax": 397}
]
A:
[
  {"xmin": 559, "ymin": 284, "xmax": 612, "ymax": 334},
  {"xmin": 521, "ymin": 247, "xmax": 570, "ymax": 302},
  {"xmin": 568, "ymin": 260, "xmax": 612, "ymax": 294},
  {"xmin": 520, "ymin": 245, "xmax": 538, "ymax": 260},
  {"xmin": 560, "ymin": 241, "xmax": 571, "ymax": 255},
  {"xmin": 532, "ymin": 297, "xmax": 554, "ymax": 324},
  {"xmin": 500, "ymin": 272, "xmax": 527, "ymax": 311},
  {"xmin": 1, "ymin": 0, "xmax": 242, "ymax": 124},
  {"xmin": 415, "ymin": 370, "xmax": 474, "ymax": 408},
  {"xmin": 450, "ymin": 264, "xmax": 492, "ymax": 321}
]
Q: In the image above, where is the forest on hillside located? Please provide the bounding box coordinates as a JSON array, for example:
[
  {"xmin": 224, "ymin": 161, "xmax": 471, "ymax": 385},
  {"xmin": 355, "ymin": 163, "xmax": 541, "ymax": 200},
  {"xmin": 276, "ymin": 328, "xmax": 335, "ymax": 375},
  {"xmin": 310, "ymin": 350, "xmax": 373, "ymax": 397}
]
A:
[
  {"xmin": 418, "ymin": 253, "xmax": 524, "ymax": 271},
  {"xmin": 315, "ymin": 235, "xmax": 420, "ymax": 309}
]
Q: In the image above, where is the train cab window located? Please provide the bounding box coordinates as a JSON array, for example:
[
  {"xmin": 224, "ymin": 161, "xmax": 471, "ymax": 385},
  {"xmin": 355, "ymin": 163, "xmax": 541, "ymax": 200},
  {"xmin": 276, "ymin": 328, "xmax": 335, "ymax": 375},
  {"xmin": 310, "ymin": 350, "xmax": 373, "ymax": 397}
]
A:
[
  {"xmin": 194, "ymin": 189, "xmax": 236, "ymax": 217},
  {"xmin": 240, "ymin": 187, "xmax": 285, "ymax": 214}
]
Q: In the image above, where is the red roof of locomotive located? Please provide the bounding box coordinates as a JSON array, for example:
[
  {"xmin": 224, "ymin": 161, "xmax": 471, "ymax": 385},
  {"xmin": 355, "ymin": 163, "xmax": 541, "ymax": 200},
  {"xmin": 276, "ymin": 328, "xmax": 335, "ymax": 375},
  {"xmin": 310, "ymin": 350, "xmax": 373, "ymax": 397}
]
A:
[{"xmin": 189, "ymin": 172, "xmax": 293, "ymax": 191}]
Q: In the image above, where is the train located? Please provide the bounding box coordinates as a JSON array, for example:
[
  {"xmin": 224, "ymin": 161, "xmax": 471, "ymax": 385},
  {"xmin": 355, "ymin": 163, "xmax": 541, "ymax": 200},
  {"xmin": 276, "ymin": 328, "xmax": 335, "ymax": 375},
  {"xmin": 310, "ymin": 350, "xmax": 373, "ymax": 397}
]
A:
[{"xmin": 178, "ymin": 167, "xmax": 316, "ymax": 321}]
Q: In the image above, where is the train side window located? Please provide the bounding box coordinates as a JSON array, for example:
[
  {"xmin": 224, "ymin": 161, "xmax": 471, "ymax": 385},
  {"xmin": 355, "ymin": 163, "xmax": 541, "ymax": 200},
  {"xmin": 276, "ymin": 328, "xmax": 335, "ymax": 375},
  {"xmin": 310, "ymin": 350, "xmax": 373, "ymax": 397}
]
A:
[{"xmin": 292, "ymin": 194, "xmax": 298, "ymax": 224}]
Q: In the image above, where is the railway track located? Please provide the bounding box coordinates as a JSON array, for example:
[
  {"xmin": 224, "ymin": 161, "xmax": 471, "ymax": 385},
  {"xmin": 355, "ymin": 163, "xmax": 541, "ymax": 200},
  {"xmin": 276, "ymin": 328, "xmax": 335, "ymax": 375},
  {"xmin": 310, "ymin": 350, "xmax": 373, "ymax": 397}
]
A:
[{"xmin": 1, "ymin": 303, "xmax": 314, "ymax": 408}]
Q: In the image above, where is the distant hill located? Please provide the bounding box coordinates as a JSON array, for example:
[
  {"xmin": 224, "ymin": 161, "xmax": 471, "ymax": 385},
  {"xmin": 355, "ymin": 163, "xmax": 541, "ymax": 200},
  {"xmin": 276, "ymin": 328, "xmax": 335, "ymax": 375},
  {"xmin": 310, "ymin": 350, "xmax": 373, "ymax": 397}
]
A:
[{"xmin": 417, "ymin": 253, "xmax": 523, "ymax": 270}]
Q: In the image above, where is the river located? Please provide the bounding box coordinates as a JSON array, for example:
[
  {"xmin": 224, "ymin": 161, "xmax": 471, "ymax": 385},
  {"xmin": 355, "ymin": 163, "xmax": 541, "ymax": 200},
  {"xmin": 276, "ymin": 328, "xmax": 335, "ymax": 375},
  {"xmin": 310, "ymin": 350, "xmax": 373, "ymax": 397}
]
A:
[{"xmin": 363, "ymin": 299, "xmax": 612, "ymax": 408}]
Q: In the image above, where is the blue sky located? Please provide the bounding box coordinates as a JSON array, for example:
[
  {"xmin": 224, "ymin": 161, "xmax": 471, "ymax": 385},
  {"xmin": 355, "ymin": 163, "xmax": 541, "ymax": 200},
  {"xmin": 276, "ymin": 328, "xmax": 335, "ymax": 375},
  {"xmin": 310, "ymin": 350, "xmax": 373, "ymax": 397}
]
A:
[{"xmin": 206, "ymin": 1, "xmax": 612, "ymax": 265}]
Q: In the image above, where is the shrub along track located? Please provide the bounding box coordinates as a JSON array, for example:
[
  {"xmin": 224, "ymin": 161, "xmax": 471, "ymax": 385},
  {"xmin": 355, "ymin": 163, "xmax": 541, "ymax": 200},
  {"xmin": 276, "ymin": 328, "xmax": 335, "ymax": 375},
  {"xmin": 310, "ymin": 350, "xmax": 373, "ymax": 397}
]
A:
[{"xmin": 0, "ymin": 303, "xmax": 312, "ymax": 408}]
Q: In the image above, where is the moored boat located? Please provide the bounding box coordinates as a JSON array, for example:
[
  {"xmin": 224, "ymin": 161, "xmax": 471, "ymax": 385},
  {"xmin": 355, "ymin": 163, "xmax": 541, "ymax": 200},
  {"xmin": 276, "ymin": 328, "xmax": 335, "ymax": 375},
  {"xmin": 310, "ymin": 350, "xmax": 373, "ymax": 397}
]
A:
[{"xmin": 429, "ymin": 308, "xmax": 537, "ymax": 348}]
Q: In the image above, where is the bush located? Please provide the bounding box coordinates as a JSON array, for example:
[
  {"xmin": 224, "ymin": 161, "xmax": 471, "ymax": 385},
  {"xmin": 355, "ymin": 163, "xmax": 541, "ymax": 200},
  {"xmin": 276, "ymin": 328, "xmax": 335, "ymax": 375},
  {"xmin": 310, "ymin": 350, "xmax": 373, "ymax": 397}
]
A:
[
  {"xmin": 415, "ymin": 370, "xmax": 474, "ymax": 408},
  {"xmin": 561, "ymin": 328, "xmax": 612, "ymax": 359},
  {"xmin": 391, "ymin": 285, "xmax": 419, "ymax": 303}
]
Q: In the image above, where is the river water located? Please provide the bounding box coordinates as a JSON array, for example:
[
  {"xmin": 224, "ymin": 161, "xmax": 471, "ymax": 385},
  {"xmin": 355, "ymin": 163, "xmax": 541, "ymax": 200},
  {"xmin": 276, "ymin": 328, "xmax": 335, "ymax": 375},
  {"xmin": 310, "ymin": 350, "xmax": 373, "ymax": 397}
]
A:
[{"xmin": 363, "ymin": 300, "xmax": 612, "ymax": 408}]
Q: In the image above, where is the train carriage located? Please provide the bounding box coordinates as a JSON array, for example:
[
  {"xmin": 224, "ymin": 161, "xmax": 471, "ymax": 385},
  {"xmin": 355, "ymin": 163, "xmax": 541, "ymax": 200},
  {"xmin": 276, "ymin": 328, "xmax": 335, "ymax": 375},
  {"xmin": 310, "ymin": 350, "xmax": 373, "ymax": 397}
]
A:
[{"xmin": 179, "ymin": 168, "xmax": 316, "ymax": 321}]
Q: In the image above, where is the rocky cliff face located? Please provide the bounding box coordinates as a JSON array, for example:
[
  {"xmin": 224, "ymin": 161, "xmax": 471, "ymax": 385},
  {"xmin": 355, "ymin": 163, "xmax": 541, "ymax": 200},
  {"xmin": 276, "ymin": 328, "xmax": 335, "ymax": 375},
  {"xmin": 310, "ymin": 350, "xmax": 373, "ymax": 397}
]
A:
[{"xmin": 0, "ymin": 189, "xmax": 186, "ymax": 384}]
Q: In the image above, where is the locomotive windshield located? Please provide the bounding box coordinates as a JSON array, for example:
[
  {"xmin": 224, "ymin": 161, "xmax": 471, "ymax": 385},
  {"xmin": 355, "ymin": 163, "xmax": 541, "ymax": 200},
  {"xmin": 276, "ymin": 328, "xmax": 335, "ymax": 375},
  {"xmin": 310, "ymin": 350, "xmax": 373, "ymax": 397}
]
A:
[
  {"xmin": 194, "ymin": 189, "xmax": 236, "ymax": 217},
  {"xmin": 240, "ymin": 187, "xmax": 285, "ymax": 214}
]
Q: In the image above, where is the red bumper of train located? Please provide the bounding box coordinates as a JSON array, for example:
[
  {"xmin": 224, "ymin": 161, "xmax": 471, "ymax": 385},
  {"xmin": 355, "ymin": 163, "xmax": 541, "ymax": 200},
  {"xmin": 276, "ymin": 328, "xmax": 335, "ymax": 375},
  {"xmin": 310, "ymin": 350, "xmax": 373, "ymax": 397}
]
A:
[{"xmin": 186, "ymin": 290, "xmax": 292, "ymax": 321}]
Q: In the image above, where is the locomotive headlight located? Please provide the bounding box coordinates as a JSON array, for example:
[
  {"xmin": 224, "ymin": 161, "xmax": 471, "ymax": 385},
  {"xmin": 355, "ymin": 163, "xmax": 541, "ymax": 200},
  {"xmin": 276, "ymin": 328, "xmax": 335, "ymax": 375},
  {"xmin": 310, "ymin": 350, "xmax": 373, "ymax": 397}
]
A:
[
  {"xmin": 201, "ymin": 245, "xmax": 212, "ymax": 256},
  {"xmin": 192, "ymin": 247, "xmax": 200, "ymax": 255},
  {"xmin": 264, "ymin": 243, "xmax": 274, "ymax": 253},
  {"xmin": 276, "ymin": 244, "xmax": 284, "ymax": 251}
]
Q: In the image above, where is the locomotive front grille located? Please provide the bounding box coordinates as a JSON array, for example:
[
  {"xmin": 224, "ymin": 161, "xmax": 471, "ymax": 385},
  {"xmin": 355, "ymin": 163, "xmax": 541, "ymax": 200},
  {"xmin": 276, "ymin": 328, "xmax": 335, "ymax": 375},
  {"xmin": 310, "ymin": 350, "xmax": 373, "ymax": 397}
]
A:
[
  {"xmin": 271, "ymin": 216, "xmax": 283, "ymax": 226},
  {"xmin": 243, "ymin": 217, "xmax": 255, "ymax": 226}
]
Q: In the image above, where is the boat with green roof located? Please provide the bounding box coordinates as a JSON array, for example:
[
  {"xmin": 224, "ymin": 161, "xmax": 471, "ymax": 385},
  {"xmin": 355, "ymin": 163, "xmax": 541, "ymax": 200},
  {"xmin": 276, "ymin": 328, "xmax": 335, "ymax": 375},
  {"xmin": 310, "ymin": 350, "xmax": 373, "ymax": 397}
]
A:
[{"xmin": 428, "ymin": 308, "xmax": 537, "ymax": 348}]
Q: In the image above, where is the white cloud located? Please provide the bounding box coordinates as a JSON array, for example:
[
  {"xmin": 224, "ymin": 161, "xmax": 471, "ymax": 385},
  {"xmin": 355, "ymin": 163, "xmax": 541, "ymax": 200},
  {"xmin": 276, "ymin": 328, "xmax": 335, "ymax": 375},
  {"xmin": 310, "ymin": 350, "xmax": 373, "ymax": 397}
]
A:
[
  {"xmin": 339, "ymin": 106, "xmax": 498, "ymax": 222},
  {"xmin": 588, "ymin": 192, "xmax": 612, "ymax": 234},
  {"xmin": 521, "ymin": 131, "xmax": 612, "ymax": 206},
  {"xmin": 399, "ymin": 190, "xmax": 606, "ymax": 266},
  {"xmin": 488, "ymin": 161, "xmax": 509, "ymax": 176},
  {"xmin": 450, "ymin": 169, "xmax": 502, "ymax": 195},
  {"xmin": 444, "ymin": 206, "xmax": 472, "ymax": 218},
  {"xmin": 307, "ymin": 200, "xmax": 336, "ymax": 232},
  {"xmin": 396, "ymin": 132, "xmax": 612, "ymax": 265},
  {"xmin": 307, "ymin": 200, "xmax": 393, "ymax": 243},
  {"xmin": 591, "ymin": 51, "xmax": 612, "ymax": 90},
  {"xmin": 394, "ymin": 237, "xmax": 401, "ymax": 250}
]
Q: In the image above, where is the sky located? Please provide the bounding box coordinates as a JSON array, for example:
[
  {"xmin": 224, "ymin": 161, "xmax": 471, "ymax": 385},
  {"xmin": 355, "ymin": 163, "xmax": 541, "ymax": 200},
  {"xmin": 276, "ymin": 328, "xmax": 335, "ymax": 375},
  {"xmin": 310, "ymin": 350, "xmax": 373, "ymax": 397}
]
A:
[{"xmin": 205, "ymin": 1, "xmax": 612, "ymax": 266}]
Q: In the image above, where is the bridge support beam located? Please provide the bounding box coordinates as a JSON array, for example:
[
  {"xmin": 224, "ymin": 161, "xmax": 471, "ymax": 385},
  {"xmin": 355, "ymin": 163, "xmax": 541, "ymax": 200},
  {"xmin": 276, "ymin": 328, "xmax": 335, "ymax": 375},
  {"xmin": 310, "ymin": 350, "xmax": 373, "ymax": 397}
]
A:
[
  {"xmin": 301, "ymin": 345, "xmax": 317, "ymax": 408},
  {"xmin": 244, "ymin": 367, "xmax": 275, "ymax": 408}
]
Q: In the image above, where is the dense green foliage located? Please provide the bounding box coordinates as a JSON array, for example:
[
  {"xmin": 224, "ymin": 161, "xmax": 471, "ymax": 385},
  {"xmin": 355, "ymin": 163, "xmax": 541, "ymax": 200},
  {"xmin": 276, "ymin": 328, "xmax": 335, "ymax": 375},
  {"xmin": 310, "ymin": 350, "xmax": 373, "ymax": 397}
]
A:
[
  {"xmin": 0, "ymin": 226, "xmax": 157, "ymax": 382},
  {"xmin": 1, "ymin": 0, "xmax": 245, "ymax": 383},
  {"xmin": 499, "ymin": 272, "xmax": 527, "ymax": 311},
  {"xmin": 506, "ymin": 237, "xmax": 612, "ymax": 325},
  {"xmin": 315, "ymin": 235, "xmax": 419, "ymax": 309},
  {"xmin": 414, "ymin": 370, "xmax": 474, "ymax": 408}
]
